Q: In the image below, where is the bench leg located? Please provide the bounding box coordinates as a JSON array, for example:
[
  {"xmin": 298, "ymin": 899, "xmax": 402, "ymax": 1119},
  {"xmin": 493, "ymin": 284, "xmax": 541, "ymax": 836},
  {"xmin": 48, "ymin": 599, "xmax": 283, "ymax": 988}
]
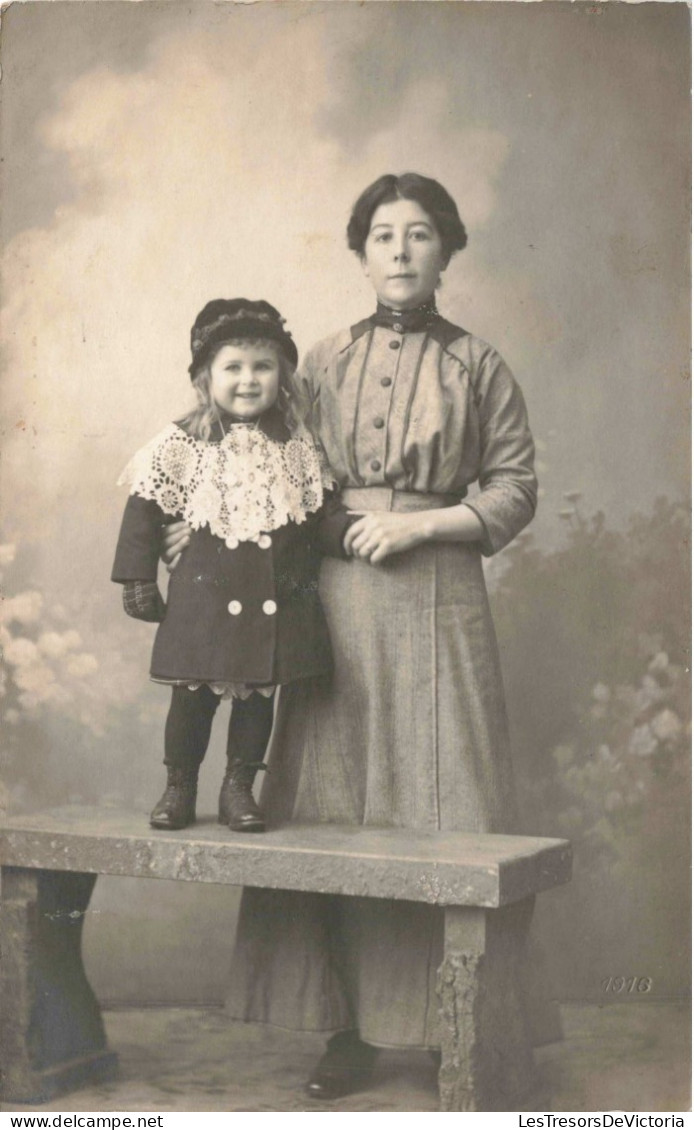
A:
[
  {"xmin": 0, "ymin": 866, "xmax": 118, "ymax": 1104},
  {"xmin": 437, "ymin": 897, "xmax": 536, "ymax": 1111}
]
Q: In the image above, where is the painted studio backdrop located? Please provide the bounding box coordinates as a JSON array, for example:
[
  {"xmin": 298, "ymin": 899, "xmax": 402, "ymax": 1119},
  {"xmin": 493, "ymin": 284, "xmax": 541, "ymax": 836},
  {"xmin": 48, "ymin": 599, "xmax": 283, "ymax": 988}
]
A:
[{"xmin": 1, "ymin": 2, "xmax": 689, "ymax": 1006}]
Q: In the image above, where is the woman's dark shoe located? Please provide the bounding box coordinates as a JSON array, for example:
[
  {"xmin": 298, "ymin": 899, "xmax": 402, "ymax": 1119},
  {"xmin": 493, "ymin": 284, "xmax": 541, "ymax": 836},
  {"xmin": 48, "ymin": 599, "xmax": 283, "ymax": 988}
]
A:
[
  {"xmin": 149, "ymin": 767, "xmax": 198, "ymax": 830},
  {"xmin": 306, "ymin": 1030, "xmax": 379, "ymax": 1101},
  {"xmin": 218, "ymin": 760, "xmax": 268, "ymax": 832}
]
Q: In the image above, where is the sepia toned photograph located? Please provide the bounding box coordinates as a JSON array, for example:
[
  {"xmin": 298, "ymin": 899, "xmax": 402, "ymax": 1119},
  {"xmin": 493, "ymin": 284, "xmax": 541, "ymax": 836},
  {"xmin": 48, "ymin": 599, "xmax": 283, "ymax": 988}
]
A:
[{"xmin": 0, "ymin": 0, "xmax": 690, "ymax": 1116}]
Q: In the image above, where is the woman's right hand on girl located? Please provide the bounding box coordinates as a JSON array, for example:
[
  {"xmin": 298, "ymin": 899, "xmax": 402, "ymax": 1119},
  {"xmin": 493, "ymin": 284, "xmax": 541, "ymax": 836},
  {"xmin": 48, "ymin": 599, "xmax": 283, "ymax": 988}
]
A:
[{"xmin": 161, "ymin": 520, "xmax": 192, "ymax": 572}]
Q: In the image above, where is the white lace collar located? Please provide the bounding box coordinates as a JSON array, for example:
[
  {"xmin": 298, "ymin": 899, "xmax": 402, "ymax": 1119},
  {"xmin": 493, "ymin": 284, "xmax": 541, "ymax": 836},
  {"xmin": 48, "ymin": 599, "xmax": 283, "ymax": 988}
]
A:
[{"xmin": 118, "ymin": 422, "xmax": 333, "ymax": 547}]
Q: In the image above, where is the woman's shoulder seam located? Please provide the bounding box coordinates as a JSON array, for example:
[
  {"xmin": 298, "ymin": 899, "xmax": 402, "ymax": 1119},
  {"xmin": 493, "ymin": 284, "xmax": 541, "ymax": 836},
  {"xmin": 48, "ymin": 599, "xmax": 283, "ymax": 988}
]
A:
[{"xmin": 306, "ymin": 326, "xmax": 360, "ymax": 364}]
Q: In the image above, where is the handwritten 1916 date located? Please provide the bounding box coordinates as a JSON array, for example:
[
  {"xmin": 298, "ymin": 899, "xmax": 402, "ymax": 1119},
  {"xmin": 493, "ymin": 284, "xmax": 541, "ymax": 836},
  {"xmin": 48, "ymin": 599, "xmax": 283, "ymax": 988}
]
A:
[{"xmin": 601, "ymin": 976, "xmax": 653, "ymax": 993}]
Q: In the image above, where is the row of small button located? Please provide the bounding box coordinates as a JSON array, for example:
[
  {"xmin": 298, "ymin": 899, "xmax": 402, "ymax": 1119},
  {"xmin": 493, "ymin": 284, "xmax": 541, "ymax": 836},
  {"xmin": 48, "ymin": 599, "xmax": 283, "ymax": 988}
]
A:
[
  {"xmin": 225, "ymin": 533, "xmax": 273, "ymax": 551},
  {"xmin": 367, "ymin": 340, "xmax": 399, "ymax": 475},
  {"xmin": 228, "ymin": 599, "xmax": 277, "ymax": 616}
]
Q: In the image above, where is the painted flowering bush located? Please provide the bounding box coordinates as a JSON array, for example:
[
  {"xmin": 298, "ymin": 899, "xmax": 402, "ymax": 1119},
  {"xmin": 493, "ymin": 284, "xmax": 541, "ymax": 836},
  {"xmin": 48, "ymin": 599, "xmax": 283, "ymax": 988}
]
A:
[
  {"xmin": 525, "ymin": 648, "xmax": 689, "ymax": 858},
  {"xmin": 491, "ymin": 496, "xmax": 690, "ymax": 997}
]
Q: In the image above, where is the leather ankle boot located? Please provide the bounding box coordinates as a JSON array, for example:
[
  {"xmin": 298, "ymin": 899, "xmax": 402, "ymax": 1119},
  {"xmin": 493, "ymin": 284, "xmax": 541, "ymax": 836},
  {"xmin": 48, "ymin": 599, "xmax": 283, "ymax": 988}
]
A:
[
  {"xmin": 150, "ymin": 767, "xmax": 198, "ymax": 830},
  {"xmin": 218, "ymin": 760, "xmax": 267, "ymax": 832}
]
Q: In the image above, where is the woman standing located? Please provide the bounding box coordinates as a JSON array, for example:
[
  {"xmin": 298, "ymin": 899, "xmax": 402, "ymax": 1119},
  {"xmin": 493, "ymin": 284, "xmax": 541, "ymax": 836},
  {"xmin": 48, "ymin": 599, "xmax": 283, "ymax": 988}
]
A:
[{"xmin": 166, "ymin": 172, "xmax": 537, "ymax": 1097}]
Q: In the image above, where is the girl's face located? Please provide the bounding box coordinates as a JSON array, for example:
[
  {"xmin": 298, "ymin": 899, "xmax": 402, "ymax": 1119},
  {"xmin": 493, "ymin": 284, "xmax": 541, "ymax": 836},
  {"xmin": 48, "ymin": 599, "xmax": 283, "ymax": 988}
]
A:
[
  {"xmin": 360, "ymin": 198, "xmax": 447, "ymax": 310},
  {"xmin": 209, "ymin": 341, "xmax": 281, "ymax": 420}
]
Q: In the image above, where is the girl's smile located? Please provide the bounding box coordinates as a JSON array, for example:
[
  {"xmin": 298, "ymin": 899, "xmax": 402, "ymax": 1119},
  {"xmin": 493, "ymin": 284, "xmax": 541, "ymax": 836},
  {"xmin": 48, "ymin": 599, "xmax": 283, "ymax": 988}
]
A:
[{"xmin": 209, "ymin": 342, "xmax": 280, "ymax": 420}]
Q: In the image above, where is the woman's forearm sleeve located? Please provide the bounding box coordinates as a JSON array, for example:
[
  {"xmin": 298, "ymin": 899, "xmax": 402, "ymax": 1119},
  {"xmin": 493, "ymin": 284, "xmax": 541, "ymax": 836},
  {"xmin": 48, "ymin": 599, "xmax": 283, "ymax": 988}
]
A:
[{"xmin": 463, "ymin": 349, "xmax": 538, "ymax": 556}]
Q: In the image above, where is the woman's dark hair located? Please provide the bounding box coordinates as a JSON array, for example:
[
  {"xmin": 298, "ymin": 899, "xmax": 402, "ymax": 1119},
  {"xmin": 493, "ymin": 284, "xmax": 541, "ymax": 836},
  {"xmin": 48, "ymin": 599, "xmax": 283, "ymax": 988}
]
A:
[{"xmin": 347, "ymin": 173, "xmax": 468, "ymax": 264}]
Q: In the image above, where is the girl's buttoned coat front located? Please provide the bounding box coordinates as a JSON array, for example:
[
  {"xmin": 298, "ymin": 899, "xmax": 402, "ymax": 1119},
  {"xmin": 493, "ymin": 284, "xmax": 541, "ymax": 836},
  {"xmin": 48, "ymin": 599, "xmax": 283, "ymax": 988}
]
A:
[{"xmin": 112, "ymin": 411, "xmax": 349, "ymax": 686}]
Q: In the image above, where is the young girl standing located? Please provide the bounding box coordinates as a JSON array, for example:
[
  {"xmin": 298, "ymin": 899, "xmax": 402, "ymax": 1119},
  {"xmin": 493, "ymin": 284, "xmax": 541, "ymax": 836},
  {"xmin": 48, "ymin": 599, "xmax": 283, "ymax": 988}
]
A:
[{"xmin": 112, "ymin": 299, "xmax": 350, "ymax": 834}]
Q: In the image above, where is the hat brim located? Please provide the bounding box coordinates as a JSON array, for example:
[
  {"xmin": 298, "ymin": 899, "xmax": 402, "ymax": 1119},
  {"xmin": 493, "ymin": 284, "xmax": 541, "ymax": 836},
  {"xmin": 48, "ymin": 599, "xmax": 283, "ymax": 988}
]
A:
[{"xmin": 190, "ymin": 319, "xmax": 297, "ymax": 376}]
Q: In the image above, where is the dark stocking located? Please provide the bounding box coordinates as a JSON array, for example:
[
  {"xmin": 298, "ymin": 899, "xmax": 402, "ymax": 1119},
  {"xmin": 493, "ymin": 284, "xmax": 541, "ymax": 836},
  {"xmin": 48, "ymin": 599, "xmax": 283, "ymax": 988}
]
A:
[
  {"xmin": 219, "ymin": 691, "xmax": 275, "ymax": 831},
  {"xmin": 164, "ymin": 684, "xmax": 221, "ymax": 771},
  {"xmin": 225, "ymin": 691, "xmax": 275, "ymax": 767}
]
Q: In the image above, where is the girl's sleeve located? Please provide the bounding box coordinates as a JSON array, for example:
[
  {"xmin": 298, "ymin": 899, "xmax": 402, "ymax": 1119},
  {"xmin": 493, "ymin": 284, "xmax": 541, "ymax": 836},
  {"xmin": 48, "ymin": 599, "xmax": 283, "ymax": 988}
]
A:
[
  {"xmin": 111, "ymin": 494, "xmax": 164, "ymax": 582},
  {"xmin": 462, "ymin": 347, "xmax": 538, "ymax": 556},
  {"xmin": 312, "ymin": 491, "xmax": 356, "ymax": 560}
]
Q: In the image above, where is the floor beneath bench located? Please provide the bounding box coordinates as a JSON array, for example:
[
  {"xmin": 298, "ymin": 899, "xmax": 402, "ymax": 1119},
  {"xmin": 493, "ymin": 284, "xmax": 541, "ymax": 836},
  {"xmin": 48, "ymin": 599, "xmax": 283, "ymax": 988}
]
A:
[{"xmin": 1, "ymin": 1002, "xmax": 689, "ymax": 1113}]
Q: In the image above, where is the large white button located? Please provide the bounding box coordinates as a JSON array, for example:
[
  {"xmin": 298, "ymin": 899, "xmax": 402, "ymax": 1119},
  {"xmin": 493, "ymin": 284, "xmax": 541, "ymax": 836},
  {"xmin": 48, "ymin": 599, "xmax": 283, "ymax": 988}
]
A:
[
  {"xmin": 262, "ymin": 600, "xmax": 277, "ymax": 616},
  {"xmin": 225, "ymin": 536, "xmax": 239, "ymax": 550},
  {"xmin": 258, "ymin": 534, "xmax": 272, "ymax": 550},
  {"xmin": 228, "ymin": 600, "xmax": 242, "ymax": 615}
]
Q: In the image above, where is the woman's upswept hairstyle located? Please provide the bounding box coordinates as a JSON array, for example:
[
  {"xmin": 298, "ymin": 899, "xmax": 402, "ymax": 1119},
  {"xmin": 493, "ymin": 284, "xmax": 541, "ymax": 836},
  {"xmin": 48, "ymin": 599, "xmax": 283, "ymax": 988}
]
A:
[
  {"xmin": 181, "ymin": 338, "xmax": 299, "ymax": 442},
  {"xmin": 347, "ymin": 172, "xmax": 468, "ymax": 265}
]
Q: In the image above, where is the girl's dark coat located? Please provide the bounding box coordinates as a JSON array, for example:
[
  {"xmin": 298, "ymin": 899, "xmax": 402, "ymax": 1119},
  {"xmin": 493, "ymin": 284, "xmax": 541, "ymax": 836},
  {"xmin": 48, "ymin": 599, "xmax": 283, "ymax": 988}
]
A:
[{"xmin": 112, "ymin": 409, "xmax": 350, "ymax": 686}]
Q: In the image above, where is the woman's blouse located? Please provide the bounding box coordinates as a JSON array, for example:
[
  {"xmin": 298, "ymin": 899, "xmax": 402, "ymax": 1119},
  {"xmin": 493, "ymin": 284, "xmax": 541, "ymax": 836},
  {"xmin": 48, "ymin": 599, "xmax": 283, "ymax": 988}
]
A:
[{"xmin": 295, "ymin": 313, "xmax": 538, "ymax": 556}]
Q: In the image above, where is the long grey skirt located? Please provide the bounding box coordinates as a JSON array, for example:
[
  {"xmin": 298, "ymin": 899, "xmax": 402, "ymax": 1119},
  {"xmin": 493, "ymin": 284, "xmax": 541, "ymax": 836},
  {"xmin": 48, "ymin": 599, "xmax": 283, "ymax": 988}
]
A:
[{"xmin": 226, "ymin": 525, "xmax": 520, "ymax": 1048}]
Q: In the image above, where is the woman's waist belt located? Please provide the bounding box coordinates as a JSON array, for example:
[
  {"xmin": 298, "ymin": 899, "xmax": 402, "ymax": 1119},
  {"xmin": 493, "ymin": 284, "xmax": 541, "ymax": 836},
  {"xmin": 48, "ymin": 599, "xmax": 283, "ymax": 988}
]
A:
[{"xmin": 340, "ymin": 487, "xmax": 460, "ymax": 513}]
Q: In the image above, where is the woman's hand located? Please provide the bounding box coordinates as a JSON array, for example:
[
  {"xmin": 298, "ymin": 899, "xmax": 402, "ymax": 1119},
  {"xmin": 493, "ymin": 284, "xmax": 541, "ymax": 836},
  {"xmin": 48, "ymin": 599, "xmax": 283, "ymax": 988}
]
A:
[
  {"xmin": 161, "ymin": 520, "xmax": 191, "ymax": 572},
  {"xmin": 343, "ymin": 504, "xmax": 485, "ymax": 563},
  {"xmin": 343, "ymin": 511, "xmax": 426, "ymax": 564}
]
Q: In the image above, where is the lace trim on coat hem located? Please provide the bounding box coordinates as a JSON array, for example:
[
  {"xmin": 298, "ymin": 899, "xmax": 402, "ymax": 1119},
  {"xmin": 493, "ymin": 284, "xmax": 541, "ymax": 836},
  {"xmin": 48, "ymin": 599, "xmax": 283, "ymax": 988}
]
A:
[
  {"xmin": 153, "ymin": 678, "xmax": 276, "ymax": 701},
  {"xmin": 117, "ymin": 423, "xmax": 333, "ymax": 546}
]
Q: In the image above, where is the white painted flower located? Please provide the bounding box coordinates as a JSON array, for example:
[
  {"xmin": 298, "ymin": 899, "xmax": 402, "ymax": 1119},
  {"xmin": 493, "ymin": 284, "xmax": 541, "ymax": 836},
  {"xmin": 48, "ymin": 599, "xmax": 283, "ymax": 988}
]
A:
[
  {"xmin": 648, "ymin": 651, "xmax": 670, "ymax": 673},
  {"xmin": 634, "ymin": 686, "xmax": 658, "ymax": 714},
  {"xmin": 639, "ymin": 674, "xmax": 666, "ymax": 706},
  {"xmin": 14, "ymin": 663, "xmax": 56, "ymax": 694},
  {"xmin": 650, "ymin": 709, "xmax": 682, "ymax": 743},
  {"xmin": 628, "ymin": 724, "xmax": 658, "ymax": 758},
  {"xmin": 3, "ymin": 636, "xmax": 40, "ymax": 667},
  {"xmin": 37, "ymin": 630, "xmax": 82, "ymax": 659},
  {"xmin": 66, "ymin": 653, "xmax": 99, "ymax": 678},
  {"xmin": 592, "ymin": 683, "xmax": 611, "ymax": 703}
]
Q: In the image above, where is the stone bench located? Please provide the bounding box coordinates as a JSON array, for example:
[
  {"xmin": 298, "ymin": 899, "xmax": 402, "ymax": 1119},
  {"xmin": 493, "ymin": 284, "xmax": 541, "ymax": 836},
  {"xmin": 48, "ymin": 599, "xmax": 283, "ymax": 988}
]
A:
[{"xmin": 0, "ymin": 805, "xmax": 571, "ymax": 1111}]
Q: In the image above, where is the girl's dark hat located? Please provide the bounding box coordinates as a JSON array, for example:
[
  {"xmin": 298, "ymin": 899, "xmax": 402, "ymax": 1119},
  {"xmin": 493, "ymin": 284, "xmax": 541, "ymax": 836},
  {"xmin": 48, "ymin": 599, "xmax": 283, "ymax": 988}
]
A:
[{"xmin": 189, "ymin": 298, "xmax": 298, "ymax": 376}]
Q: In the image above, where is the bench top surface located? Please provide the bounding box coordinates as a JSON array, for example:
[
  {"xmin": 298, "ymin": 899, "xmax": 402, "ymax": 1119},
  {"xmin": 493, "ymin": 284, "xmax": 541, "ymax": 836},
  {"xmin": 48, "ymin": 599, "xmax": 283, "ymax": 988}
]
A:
[{"xmin": 0, "ymin": 805, "xmax": 572, "ymax": 908}]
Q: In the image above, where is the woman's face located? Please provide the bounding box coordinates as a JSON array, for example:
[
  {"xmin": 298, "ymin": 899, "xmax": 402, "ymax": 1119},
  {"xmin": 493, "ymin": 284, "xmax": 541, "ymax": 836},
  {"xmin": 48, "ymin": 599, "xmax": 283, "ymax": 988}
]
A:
[{"xmin": 361, "ymin": 198, "xmax": 447, "ymax": 310}]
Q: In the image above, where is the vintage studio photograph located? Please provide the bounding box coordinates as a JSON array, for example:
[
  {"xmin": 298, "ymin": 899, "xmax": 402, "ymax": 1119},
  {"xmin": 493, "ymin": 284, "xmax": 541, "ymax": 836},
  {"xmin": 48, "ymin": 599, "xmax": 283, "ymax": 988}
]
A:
[{"xmin": 0, "ymin": 0, "xmax": 690, "ymax": 1116}]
